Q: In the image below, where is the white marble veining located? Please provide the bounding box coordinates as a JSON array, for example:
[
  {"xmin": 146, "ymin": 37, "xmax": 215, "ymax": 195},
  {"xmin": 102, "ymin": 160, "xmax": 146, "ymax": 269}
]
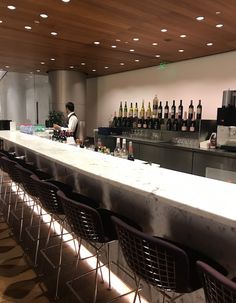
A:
[{"xmin": 1, "ymin": 130, "xmax": 236, "ymax": 227}]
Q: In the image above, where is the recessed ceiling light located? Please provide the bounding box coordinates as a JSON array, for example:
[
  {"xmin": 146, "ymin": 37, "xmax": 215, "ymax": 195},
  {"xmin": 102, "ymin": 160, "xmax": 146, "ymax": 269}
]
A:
[
  {"xmin": 40, "ymin": 62, "xmax": 45, "ymax": 65},
  {"xmin": 50, "ymin": 58, "xmax": 55, "ymax": 61},
  {"xmin": 36, "ymin": 69, "xmax": 40, "ymax": 72},
  {"xmin": 133, "ymin": 38, "xmax": 139, "ymax": 41},
  {"xmin": 180, "ymin": 34, "xmax": 187, "ymax": 38},
  {"xmin": 5, "ymin": 65, "xmax": 10, "ymax": 68},
  {"xmin": 196, "ymin": 16, "xmax": 204, "ymax": 21},
  {"xmin": 135, "ymin": 59, "xmax": 140, "ymax": 62},
  {"xmin": 152, "ymin": 42, "xmax": 158, "ymax": 46},
  {"xmin": 111, "ymin": 45, "xmax": 117, "ymax": 48},
  {"xmin": 92, "ymin": 69, "xmax": 96, "ymax": 72},
  {"xmin": 129, "ymin": 49, "xmax": 135, "ymax": 52},
  {"xmin": 116, "ymin": 39, "xmax": 121, "ymax": 42},
  {"xmin": 7, "ymin": 5, "xmax": 16, "ymax": 10},
  {"xmin": 40, "ymin": 13, "xmax": 48, "ymax": 18},
  {"xmin": 24, "ymin": 26, "xmax": 32, "ymax": 30},
  {"xmin": 206, "ymin": 42, "xmax": 213, "ymax": 46},
  {"xmin": 81, "ymin": 62, "xmax": 86, "ymax": 65},
  {"xmin": 69, "ymin": 66, "xmax": 74, "ymax": 69},
  {"xmin": 62, "ymin": 0, "xmax": 70, "ymax": 2},
  {"xmin": 178, "ymin": 49, "xmax": 184, "ymax": 52},
  {"xmin": 124, "ymin": 41, "xmax": 129, "ymax": 44},
  {"xmin": 216, "ymin": 11, "xmax": 221, "ymax": 15},
  {"xmin": 120, "ymin": 63, "xmax": 125, "ymax": 65},
  {"xmin": 0, "ymin": 20, "xmax": 3, "ymax": 24},
  {"xmin": 34, "ymin": 20, "xmax": 40, "ymax": 24},
  {"xmin": 51, "ymin": 32, "xmax": 58, "ymax": 36},
  {"xmin": 104, "ymin": 66, "xmax": 109, "ymax": 69},
  {"xmin": 216, "ymin": 24, "xmax": 223, "ymax": 28},
  {"xmin": 155, "ymin": 54, "xmax": 160, "ymax": 58},
  {"xmin": 94, "ymin": 41, "xmax": 100, "ymax": 45},
  {"xmin": 161, "ymin": 28, "xmax": 167, "ymax": 32}
]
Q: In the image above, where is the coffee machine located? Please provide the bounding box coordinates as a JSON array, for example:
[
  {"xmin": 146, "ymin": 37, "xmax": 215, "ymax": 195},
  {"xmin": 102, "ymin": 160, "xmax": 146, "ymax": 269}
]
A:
[{"xmin": 217, "ymin": 90, "xmax": 236, "ymax": 150}]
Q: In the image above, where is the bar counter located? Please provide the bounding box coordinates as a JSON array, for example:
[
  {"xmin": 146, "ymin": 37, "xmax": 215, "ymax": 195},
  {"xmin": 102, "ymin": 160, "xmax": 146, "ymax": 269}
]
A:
[{"xmin": 1, "ymin": 130, "xmax": 236, "ymax": 302}]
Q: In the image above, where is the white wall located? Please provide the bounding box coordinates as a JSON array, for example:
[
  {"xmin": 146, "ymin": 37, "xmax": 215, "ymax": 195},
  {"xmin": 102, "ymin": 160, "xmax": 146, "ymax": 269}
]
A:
[
  {"xmin": 0, "ymin": 72, "xmax": 49, "ymax": 125},
  {"xmin": 96, "ymin": 50, "xmax": 236, "ymax": 128}
]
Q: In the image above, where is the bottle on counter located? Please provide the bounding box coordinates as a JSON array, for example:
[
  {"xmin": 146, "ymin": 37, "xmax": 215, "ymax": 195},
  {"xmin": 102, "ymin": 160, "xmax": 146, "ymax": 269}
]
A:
[
  {"xmin": 137, "ymin": 114, "xmax": 142, "ymax": 128},
  {"xmin": 171, "ymin": 100, "xmax": 176, "ymax": 119},
  {"xmin": 189, "ymin": 112, "xmax": 196, "ymax": 132},
  {"xmin": 114, "ymin": 138, "xmax": 121, "ymax": 157},
  {"xmin": 166, "ymin": 114, "xmax": 172, "ymax": 131},
  {"xmin": 153, "ymin": 95, "xmax": 158, "ymax": 117},
  {"xmin": 172, "ymin": 113, "xmax": 179, "ymax": 131},
  {"xmin": 164, "ymin": 101, "xmax": 169, "ymax": 119},
  {"xmin": 128, "ymin": 141, "xmax": 134, "ymax": 161},
  {"xmin": 142, "ymin": 114, "xmax": 148, "ymax": 129},
  {"xmin": 196, "ymin": 99, "xmax": 202, "ymax": 120},
  {"xmin": 121, "ymin": 138, "xmax": 128, "ymax": 159},
  {"xmin": 153, "ymin": 116, "xmax": 160, "ymax": 130},
  {"xmin": 178, "ymin": 99, "xmax": 183, "ymax": 119},
  {"xmin": 188, "ymin": 100, "xmax": 194, "ymax": 120},
  {"xmin": 158, "ymin": 101, "xmax": 163, "ymax": 119},
  {"xmin": 181, "ymin": 111, "xmax": 188, "ymax": 131}
]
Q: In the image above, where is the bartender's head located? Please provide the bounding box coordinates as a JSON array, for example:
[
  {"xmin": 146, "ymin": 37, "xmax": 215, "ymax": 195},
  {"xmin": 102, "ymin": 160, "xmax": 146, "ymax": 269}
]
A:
[{"xmin": 65, "ymin": 102, "xmax": 74, "ymax": 115}]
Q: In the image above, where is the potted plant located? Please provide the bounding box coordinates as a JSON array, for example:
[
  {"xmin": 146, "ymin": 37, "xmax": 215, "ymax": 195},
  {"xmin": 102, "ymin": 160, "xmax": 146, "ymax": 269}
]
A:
[{"xmin": 46, "ymin": 110, "xmax": 65, "ymax": 128}]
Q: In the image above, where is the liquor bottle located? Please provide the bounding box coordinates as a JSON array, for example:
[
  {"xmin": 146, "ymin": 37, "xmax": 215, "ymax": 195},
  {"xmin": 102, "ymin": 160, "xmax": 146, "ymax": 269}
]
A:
[
  {"xmin": 129, "ymin": 102, "xmax": 133, "ymax": 117},
  {"xmin": 134, "ymin": 102, "xmax": 139, "ymax": 118},
  {"xmin": 142, "ymin": 114, "xmax": 147, "ymax": 129},
  {"xmin": 114, "ymin": 138, "xmax": 121, "ymax": 157},
  {"xmin": 178, "ymin": 100, "xmax": 183, "ymax": 119},
  {"xmin": 188, "ymin": 100, "xmax": 194, "ymax": 120},
  {"xmin": 164, "ymin": 101, "xmax": 169, "ymax": 119},
  {"xmin": 166, "ymin": 114, "xmax": 172, "ymax": 131},
  {"xmin": 112, "ymin": 111, "xmax": 118, "ymax": 127},
  {"xmin": 119, "ymin": 102, "xmax": 123, "ymax": 118},
  {"xmin": 153, "ymin": 116, "xmax": 160, "ymax": 130},
  {"xmin": 124, "ymin": 101, "xmax": 128, "ymax": 118},
  {"xmin": 146, "ymin": 102, "xmax": 151, "ymax": 119},
  {"xmin": 148, "ymin": 115, "xmax": 153, "ymax": 129},
  {"xmin": 158, "ymin": 101, "xmax": 163, "ymax": 119},
  {"xmin": 189, "ymin": 112, "xmax": 196, "ymax": 132},
  {"xmin": 172, "ymin": 113, "xmax": 179, "ymax": 131},
  {"xmin": 140, "ymin": 100, "xmax": 145, "ymax": 119},
  {"xmin": 128, "ymin": 141, "xmax": 134, "ymax": 161},
  {"xmin": 171, "ymin": 100, "xmax": 176, "ymax": 119},
  {"xmin": 121, "ymin": 138, "xmax": 128, "ymax": 159},
  {"xmin": 181, "ymin": 111, "xmax": 187, "ymax": 131},
  {"xmin": 153, "ymin": 95, "xmax": 158, "ymax": 117},
  {"xmin": 137, "ymin": 115, "xmax": 142, "ymax": 128},
  {"xmin": 196, "ymin": 100, "xmax": 202, "ymax": 120}
]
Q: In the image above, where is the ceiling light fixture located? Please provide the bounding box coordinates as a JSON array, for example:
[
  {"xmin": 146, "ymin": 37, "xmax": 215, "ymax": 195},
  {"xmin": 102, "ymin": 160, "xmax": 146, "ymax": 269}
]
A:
[
  {"xmin": 178, "ymin": 49, "xmax": 184, "ymax": 52},
  {"xmin": 34, "ymin": 20, "xmax": 40, "ymax": 24},
  {"xmin": 40, "ymin": 13, "xmax": 48, "ymax": 18},
  {"xmin": 0, "ymin": 20, "xmax": 3, "ymax": 23},
  {"xmin": 62, "ymin": 0, "xmax": 70, "ymax": 2},
  {"xmin": 216, "ymin": 24, "xmax": 223, "ymax": 28},
  {"xmin": 180, "ymin": 34, "xmax": 187, "ymax": 38},
  {"xmin": 206, "ymin": 42, "xmax": 213, "ymax": 46},
  {"xmin": 129, "ymin": 49, "xmax": 135, "ymax": 52},
  {"xmin": 152, "ymin": 42, "xmax": 158, "ymax": 46},
  {"xmin": 196, "ymin": 16, "xmax": 204, "ymax": 21},
  {"xmin": 215, "ymin": 11, "xmax": 221, "ymax": 15},
  {"xmin": 161, "ymin": 28, "xmax": 167, "ymax": 32},
  {"xmin": 133, "ymin": 38, "xmax": 139, "ymax": 41},
  {"xmin": 124, "ymin": 42, "xmax": 129, "ymax": 44},
  {"xmin": 51, "ymin": 32, "xmax": 58, "ymax": 36},
  {"xmin": 50, "ymin": 58, "xmax": 55, "ymax": 61},
  {"xmin": 104, "ymin": 66, "xmax": 109, "ymax": 69},
  {"xmin": 120, "ymin": 63, "xmax": 125, "ymax": 65},
  {"xmin": 5, "ymin": 65, "xmax": 10, "ymax": 68},
  {"xmin": 24, "ymin": 26, "xmax": 32, "ymax": 30},
  {"xmin": 7, "ymin": 5, "xmax": 16, "ymax": 10},
  {"xmin": 111, "ymin": 45, "xmax": 117, "ymax": 48},
  {"xmin": 92, "ymin": 69, "xmax": 96, "ymax": 72},
  {"xmin": 81, "ymin": 62, "xmax": 86, "ymax": 65},
  {"xmin": 116, "ymin": 39, "xmax": 121, "ymax": 42},
  {"xmin": 135, "ymin": 59, "xmax": 140, "ymax": 62},
  {"xmin": 94, "ymin": 41, "xmax": 100, "ymax": 45},
  {"xmin": 40, "ymin": 62, "xmax": 45, "ymax": 65},
  {"xmin": 69, "ymin": 66, "xmax": 74, "ymax": 69},
  {"xmin": 155, "ymin": 54, "xmax": 160, "ymax": 58}
]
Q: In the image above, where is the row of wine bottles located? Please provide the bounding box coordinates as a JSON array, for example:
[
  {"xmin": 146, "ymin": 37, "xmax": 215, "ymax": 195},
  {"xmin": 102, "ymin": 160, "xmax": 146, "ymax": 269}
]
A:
[
  {"xmin": 51, "ymin": 130, "xmax": 74, "ymax": 143},
  {"xmin": 112, "ymin": 97, "xmax": 202, "ymax": 122},
  {"xmin": 114, "ymin": 138, "xmax": 134, "ymax": 160}
]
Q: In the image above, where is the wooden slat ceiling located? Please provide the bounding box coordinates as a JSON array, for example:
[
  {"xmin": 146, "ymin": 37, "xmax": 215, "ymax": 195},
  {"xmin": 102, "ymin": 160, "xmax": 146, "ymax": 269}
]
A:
[{"xmin": 0, "ymin": 0, "xmax": 235, "ymax": 77}]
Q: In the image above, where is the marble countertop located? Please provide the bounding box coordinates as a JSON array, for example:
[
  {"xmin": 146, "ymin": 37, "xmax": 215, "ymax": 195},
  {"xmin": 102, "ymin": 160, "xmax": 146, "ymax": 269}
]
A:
[{"xmin": 1, "ymin": 130, "xmax": 236, "ymax": 227}]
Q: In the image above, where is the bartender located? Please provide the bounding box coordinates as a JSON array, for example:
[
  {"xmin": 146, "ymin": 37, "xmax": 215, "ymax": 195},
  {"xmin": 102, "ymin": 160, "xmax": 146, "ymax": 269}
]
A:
[{"xmin": 53, "ymin": 101, "xmax": 78, "ymax": 140}]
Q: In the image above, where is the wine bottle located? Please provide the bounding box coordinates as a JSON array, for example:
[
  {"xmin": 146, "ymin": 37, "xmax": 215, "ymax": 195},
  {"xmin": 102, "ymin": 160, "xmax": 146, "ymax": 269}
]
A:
[
  {"xmin": 153, "ymin": 116, "xmax": 160, "ymax": 130},
  {"xmin": 128, "ymin": 141, "xmax": 134, "ymax": 161},
  {"xmin": 121, "ymin": 138, "xmax": 128, "ymax": 159},
  {"xmin": 158, "ymin": 101, "xmax": 163, "ymax": 119},
  {"xmin": 188, "ymin": 100, "xmax": 194, "ymax": 120},
  {"xmin": 171, "ymin": 100, "xmax": 176, "ymax": 119},
  {"xmin": 146, "ymin": 102, "xmax": 151, "ymax": 119},
  {"xmin": 114, "ymin": 138, "xmax": 121, "ymax": 157},
  {"xmin": 190, "ymin": 112, "xmax": 196, "ymax": 132},
  {"xmin": 134, "ymin": 102, "xmax": 138, "ymax": 118},
  {"xmin": 196, "ymin": 99, "xmax": 202, "ymax": 120},
  {"xmin": 142, "ymin": 114, "xmax": 147, "ymax": 129},
  {"xmin": 119, "ymin": 102, "xmax": 123, "ymax": 118},
  {"xmin": 178, "ymin": 100, "xmax": 183, "ymax": 119},
  {"xmin": 153, "ymin": 95, "xmax": 158, "ymax": 117},
  {"xmin": 112, "ymin": 111, "xmax": 118, "ymax": 127},
  {"xmin": 129, "ymin": 102, "xmax": 133, "ymax": 117},
  {"xmin": 164, "ymin": 101, "xmax": 169, "ymax": 119},
  {"xmin": 181, "ymin": 111, "xmax": 187, "ymax": 131},
  {"xmin": 140, "ymin": 100, "xmax": 145, "ymax": 119},
  {"xmin": 166, "ymin": 114, "xmax": 172, "ymax": 131},
  {"xmin": 137, "ymin": 115, "xmax": 142, "ymax": 128},
  {"xmin": 124, "ymin": 101, "xmax": 128, "ymax": 118},
  {"xmin": 172, "ymin": 113, "xmax": 179, "ymax": 131}
]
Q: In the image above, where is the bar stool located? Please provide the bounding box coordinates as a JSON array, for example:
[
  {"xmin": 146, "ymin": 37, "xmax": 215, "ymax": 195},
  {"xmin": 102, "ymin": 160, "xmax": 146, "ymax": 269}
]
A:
[
  {"xmin": 112, "ymin": 216, "xmax": 228, "ymax": 303},
  {"xmin": 197, "ymin": 261, "xmax": 235, "ymax": 303},
  {"xmin": 57, "ymin": 190, "xmax": 120, "ymax": 303}
]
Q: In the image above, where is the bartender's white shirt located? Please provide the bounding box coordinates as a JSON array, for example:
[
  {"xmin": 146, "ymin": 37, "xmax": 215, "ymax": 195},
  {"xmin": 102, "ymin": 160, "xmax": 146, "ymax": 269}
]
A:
[{"xmin": 61, "ymin": 112, "xmax": 78, "ymax": 133}]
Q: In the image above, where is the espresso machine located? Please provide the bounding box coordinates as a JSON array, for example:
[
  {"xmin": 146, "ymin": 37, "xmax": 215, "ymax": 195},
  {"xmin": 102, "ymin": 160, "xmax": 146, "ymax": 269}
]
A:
[{"xmin": 217, "ymin": 90, "xmax": 236, "ymax": 151}]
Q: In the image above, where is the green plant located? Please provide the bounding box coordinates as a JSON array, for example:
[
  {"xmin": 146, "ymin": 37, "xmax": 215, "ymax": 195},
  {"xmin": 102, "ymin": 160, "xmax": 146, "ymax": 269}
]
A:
[{"xmin": 48, "ymin": 110, "xmax": 65, "ymax": 127}]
